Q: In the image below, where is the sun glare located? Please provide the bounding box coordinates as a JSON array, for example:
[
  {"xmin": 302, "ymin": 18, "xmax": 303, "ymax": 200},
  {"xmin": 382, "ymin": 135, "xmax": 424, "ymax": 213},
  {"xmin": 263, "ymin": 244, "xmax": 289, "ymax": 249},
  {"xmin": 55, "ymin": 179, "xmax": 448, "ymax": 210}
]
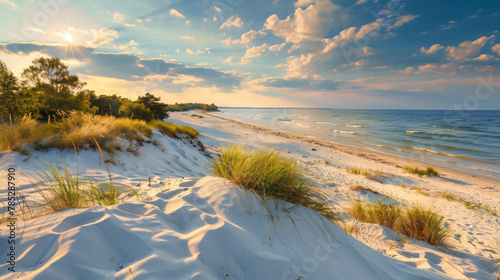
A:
[{"xmin": 63, "ymin": 33, "xmax": 73, "ymax": 44}]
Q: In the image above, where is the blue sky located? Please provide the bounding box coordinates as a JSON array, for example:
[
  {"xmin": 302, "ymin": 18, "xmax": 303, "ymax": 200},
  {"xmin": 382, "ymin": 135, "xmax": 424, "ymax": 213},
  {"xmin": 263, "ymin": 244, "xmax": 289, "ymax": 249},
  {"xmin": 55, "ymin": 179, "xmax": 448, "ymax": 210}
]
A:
[{"xmin": 0, "ymin": 0, "xmax": 499, "ymax": 108}]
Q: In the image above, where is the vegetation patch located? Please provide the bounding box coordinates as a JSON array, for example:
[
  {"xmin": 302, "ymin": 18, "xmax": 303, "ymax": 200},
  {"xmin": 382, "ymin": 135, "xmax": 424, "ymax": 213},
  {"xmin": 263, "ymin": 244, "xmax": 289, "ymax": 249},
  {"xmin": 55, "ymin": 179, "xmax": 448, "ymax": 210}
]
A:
[
  {"xmin": 410, "ymin": 187, "xmax": 430, "ymax": 196},
  {"xmin": 349, "ymin": 185, "xmax": 381, "ymax": 195},
  {"xmin": 212, "ymin": 145, "xmax": 340, "ymax": 223},
  {"xmin": 348, "ymin": 200, "xmax": 450, "ymax": 246},
  {"xmin": 440, "ymin": 192, "xmax": 459, "ymax": 201},
  {"xmin": 191, "ymin": 114, "xmax": 204, "ymax": 118},
  {"xmin": 0, "ymin": 112, "xmax": 201, "ymax": 155},
  {"xmin": 404, "ymin": 166, "xmax": 440, "ymax": 177}
]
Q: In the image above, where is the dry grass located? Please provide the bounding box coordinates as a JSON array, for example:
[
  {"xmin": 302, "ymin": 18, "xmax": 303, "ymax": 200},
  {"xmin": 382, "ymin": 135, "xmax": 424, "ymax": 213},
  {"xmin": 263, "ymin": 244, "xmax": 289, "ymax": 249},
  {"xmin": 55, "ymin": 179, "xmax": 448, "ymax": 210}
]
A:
[
  {"xmin": 349, "ymin": 185, "xmax": 381, "ymax": 195},
  {"xmin": 440, "ymin": 192, "xmax": 459, "ymax": 200},
  {"xmin": 410, "ymin": 187, "xmax": 430, "ymax": 196},
  {"xmin": 404, "ymin": 166, "xmax": 440, "ymax": 177},
  {"xmin": 0, "ymin": 112, "xmax": 201, "ymax": 155}
]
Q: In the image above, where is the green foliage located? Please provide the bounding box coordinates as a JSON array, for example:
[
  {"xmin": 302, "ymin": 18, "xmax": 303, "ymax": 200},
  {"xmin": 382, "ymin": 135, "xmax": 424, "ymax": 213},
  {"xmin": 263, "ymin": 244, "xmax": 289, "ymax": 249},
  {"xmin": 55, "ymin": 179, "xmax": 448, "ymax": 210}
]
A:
[
  {"xmin": 191, "ymin": 114, "xmax": 204, "ymax": 118},
  {"xmin": 347, "ymin": 168, "xmax": 361, "ymax": 175},
  {"xmin": 148, "ymin": 120, "xmax": 200, "ymax": 138},
  {"xmin": 410, "ymin": 187, "xmax": 430, "ymax": 196},
  {"xmin": 212, "ymin": 145, "xmax": 340, "ymax": 222},
  {"xmin": 404, "ymin": 166, "xmax": 440, "ymax": 177},
  {"xmin": 137, "ymin": 92, "xmax": 169, "ymax": 119},
  {"xmin": 84, "ymin": 178, "xmax": 120, "ymax": 206},
  {"xmin": 440, "ymin": 192, "xmax": 459, "ymax": 200},
  {"xmin": 119, "ymin": 101, "xmax": 154, "ymax": 122}
]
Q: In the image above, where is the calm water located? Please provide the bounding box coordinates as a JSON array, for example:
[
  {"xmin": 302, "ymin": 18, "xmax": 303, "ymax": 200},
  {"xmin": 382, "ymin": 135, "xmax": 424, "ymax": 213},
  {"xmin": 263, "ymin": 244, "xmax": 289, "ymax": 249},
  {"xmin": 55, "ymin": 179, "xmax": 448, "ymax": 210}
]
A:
[{"xmin": 212, "ymin": 108, "xmax": 500, "ymax": 181}]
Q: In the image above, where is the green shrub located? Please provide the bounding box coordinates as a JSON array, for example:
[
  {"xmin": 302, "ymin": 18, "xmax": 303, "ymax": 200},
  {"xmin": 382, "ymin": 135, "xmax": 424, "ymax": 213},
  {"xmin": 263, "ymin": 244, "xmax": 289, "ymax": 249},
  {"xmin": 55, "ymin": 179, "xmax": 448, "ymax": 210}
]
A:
[
  {"xmin": 440, "ymin": 193, "xmax": 458, "ymax": 200},
  {"xmin": 212, "ymin": 145, "xmax": 340, "ymax": 222}
]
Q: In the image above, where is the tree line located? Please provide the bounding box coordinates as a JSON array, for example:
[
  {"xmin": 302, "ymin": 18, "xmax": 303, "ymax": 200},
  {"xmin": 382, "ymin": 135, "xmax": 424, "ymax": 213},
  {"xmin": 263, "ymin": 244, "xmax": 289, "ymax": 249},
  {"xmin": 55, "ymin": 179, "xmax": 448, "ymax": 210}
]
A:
[{"xmin": 0, "ymin": 57, "xmax": 218, "ymax": 122}]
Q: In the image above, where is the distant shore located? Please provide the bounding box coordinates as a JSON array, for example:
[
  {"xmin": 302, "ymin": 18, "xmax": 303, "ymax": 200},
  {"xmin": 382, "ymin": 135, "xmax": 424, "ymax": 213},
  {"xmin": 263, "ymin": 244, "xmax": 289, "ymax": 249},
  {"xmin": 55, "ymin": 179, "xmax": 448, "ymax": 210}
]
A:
[{"xmin": 205, "ymin": 112, "xmax": 500, "ymax": 187}]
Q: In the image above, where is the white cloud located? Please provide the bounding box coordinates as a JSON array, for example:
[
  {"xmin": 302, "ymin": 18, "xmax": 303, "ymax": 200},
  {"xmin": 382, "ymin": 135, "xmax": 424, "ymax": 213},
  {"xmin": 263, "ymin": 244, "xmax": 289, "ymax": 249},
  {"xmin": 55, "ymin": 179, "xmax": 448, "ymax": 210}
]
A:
[
  {"xmin": 390, "ymin": 15, "xmax": 419, "ymax": 29},
  {"xmin": 355, "ymin": 0, "xmax": 367, "ymax": 4},
  {"xmin": 136, "ymin": 18, "xmax": 143, "ymax": 23},
  {"xmin": 472, "ymin": 54, "xmax": 494, "ymax": 61},
  {"xmin": 26, "ymin": 27, "xmax": 45, "ymax": 33},
  {"xmin": 264, "ymin": 0, "xmax": 342, "ymax": 44},
  {"xmin": 240, "ymin": 44, "xmax": 268, "ymax": 64},
  {"xmin": 87, "ymin": 28, "xmax": 118, "ymax": 48},
  {"xmin": 224, "ymin": 56, "xmax": 233, "ymax": 65},
  {"xmin": 119, "ymin": 45, "xmax": 127, "ymax": 50},
  {"xmin": 398, "ymin": 67, "xmax": 414, "ymax": 74},
  {"xmin": 360, "ymin": 46, "xmax": 374, "ymax": 56},
  {"xmin": 128, "ymin": 40, "xmax": 139, "ymax": 46},
  {"xmin": 223, "ymin": 30, "xmax": 267, "ymax": 45},
  {"xmin": 186, "ymin": 48, "xmax": 195, "ymax": 55},
  {"xmin": 269, "ymin": 43, "xmax": 287, "ymax": 52},
  {"xmin": 170, "ymin": 8, "xmax": 185, "ymax": 18},
  {"xmin": 0, "ymin": 0, "xmax": 17, "ymax": 7},
  {"xmin": 220, "ymin": 15, "xmax": 243, "ymax": 29},
  {"xmin": 420, "ymin": 44, "xmax": 444, "ymax": 55},
  {"xmin": 492, "ymin": 43, "xmax": 500, "ymax": 55},
  {"xmin": 445, "ymin": 35, "xmax": 493, "ymax": 60},
  {"xmin": 113, "ymin": 13, "xmax": 124, "ymax": 23},
  {"xmin": 181, "ymin": 36, "xmax": 195, "ymax": 41},
  {"xmin": 186, "ymin": 20, "xmax": 190, "ymax": 25}
]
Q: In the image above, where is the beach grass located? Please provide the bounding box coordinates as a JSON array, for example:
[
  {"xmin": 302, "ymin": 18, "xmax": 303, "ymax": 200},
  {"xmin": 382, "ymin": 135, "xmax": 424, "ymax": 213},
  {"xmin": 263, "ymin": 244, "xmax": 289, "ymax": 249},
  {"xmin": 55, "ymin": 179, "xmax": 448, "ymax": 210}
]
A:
[
  {"xmin": 0, "ymin": 112, "xmax": 201, "ymax": 155},
  {"xmin": 395, "ymin": 206, "xmax": 450, "ymax": 246},
  {"xmin": 349, "ymin": 185, "xmax": 381, "ymax": 195},
  {"xmin": 348, "ymin": 200, "xmax": 450, "ymax": 246},
  {"xmin": 404, "ymin": 166, "xmax": 440, "ymax": 177},
  {"xmin": 212, "ymin": 145, "xmax": 340, "ymax": 222},
  {"xmin": 440, "ymin": 192, "xmax": 459, "ymax": 201},
  {"xmin": 348, "ymin": 199, "xmax": 401, "ymax": 229},
  {"xmin": 410, "ymin": 187, "xmax": 430, "ymax": 196}
]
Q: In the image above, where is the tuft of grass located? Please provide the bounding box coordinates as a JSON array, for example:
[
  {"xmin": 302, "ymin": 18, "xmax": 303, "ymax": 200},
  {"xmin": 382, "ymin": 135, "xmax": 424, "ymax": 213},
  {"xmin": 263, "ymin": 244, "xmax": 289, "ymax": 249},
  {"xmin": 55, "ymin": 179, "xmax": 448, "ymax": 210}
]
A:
[
  {"xmin": 410, "ymin": 187, "xmax": 430, "ymax": 196},
  {"xmin": 325, "ymin": 160, "xmax": 329, "ymax": 165},
  {"xmin": 84, "ymin": 178, "xmax": 120, "ymax": 206},
  {"xmin": 395, "ymin": 206, "xmax": 450, "ymax": 246},
  {"xmin": 440, "ymin": 192, "xmax": 459, "ymax": 201},
  {"xmin": 404, "ymin": 166, "xmax": 440, "ymax": 177},
  {"xmin": 348, "ymin": 200, "xmax": 450, "ymax": 247},
  {"xmin": 349, "ymin": 185, "xmax": 381, "ymax": 195},
  {"xmin": 347, "ymin": 168, "xmax": 361, "ymax": 175},
  {"xmin": 191, "ymin": 114, "xmax": 204, "ymax": 118},
  {"xmin": 212, "ymin": 145, "xmax": 340, "ymax": 222},
  {"xmin": 348, "ymin": 199, "xmax": 401, "ymax": 229},
  {"xmin": 34, "ymin": 163, "xmax": 87, "ymax": 212}
]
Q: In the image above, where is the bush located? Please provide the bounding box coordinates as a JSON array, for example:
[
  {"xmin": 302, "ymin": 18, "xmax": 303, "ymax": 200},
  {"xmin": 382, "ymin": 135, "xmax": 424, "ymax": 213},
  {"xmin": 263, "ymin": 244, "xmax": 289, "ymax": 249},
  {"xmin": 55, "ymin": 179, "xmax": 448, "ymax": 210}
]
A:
[{"xmin": 212, "ymin": 145, "xmax": 340, "ymax": 222}]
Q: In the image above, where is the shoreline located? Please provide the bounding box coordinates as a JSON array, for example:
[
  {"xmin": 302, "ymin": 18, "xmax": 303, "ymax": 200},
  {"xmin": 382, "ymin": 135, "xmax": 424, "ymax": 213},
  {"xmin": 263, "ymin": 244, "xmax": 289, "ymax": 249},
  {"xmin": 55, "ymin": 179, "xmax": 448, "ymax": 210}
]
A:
[{"xmin": 205, "ymin": 112, "xmax": 500, "ymax": 187}]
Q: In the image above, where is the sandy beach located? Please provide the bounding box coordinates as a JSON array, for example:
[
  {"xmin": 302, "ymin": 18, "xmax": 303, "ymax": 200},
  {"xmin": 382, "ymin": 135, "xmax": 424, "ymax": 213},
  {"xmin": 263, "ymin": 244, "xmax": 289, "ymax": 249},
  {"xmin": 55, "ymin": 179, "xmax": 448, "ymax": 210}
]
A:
[{"xmin": 0, "ymin": 111, "xmax": 499, "ymax": 279}]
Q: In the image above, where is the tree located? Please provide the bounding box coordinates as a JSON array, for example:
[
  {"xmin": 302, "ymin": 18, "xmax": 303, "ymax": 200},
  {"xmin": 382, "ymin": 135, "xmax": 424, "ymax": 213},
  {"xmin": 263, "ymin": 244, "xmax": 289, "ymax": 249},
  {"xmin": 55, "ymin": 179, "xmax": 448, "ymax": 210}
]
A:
[
  {"xmin": 21, "ymin": 57, "xmax": 87, "ymax": 119},
  {"xmin": 137, "ymin": 92, "xmax": 168, "ymax": 119},
  {"xmin": 119, "ymin": 100, "xmax": 154, "ymax": 121},
  {"xmin": 0, "ymin": 60, "xmax": 22, "ymax": 119}
]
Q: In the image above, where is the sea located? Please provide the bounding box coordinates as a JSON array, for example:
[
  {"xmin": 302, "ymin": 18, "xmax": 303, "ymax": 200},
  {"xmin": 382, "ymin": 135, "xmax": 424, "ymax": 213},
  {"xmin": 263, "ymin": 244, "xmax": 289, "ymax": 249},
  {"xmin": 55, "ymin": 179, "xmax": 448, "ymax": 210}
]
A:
[{"xmin": 212, "ymin": 108, "xmax": 500, "ymax": 181}]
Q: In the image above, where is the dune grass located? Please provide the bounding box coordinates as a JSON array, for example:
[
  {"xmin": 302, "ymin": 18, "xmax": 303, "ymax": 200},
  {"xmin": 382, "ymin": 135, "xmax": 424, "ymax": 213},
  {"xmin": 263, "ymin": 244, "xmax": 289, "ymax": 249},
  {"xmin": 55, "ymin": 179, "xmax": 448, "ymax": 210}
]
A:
[
  {"xmin": 349, "ymin": 185, "xmax": 381, "ymax": 195},
  {"xmin": 212, "ymin": 145, "xmax": 340, "ymax": 222},
  {"xmin": 440, "ymin": 192, "xmax": 459, "ymax": 201},
  {"xmin": 395, "ymin": 206, "xmax": 450, "ymax": 246},
  {"xmin": 348, "ymin": 199, "xmax": 401, "ymax": 229},
  {"xmin": 191, "ymin": 114, "xmax": 204, "ymax": 118},
  {"xmin": 404, "ymin": 166, "xmax": 440, "ymax": 177},
  {"xmin": 410, "ymin": 187, "xmax": 430, "ymax": 196},
  {"xmin": 348, "ymin": 200, "xmax": 450, "ymax": 246},
  {"xmin": 0, "ymin": 112, "xmax": 201, "ymax": 155}
]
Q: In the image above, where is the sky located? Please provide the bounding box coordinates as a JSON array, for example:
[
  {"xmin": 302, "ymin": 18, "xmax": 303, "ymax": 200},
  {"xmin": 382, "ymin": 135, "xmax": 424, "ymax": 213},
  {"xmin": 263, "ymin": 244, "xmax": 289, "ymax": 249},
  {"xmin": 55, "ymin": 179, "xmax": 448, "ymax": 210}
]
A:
[{"xmin": 0, "ymin": 0, "xmax": 499, "ymax": 109}]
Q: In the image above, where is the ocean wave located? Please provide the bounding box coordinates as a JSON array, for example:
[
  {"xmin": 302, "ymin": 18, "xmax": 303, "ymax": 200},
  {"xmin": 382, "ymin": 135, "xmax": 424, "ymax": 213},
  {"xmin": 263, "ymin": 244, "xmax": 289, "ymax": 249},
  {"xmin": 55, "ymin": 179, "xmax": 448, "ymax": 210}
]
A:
[
  {"xmin": 333, "ymin": 130, "xmax": 356, "ymax": 135},
  {"xmin": 346, "ymin": 125, "xmax": 362, "ymax": 128},
  {"xmin": 406, "ymin": 130, "xmax": 422, "ymax": 134},
  {"xmin": 317, "ymin": 121, "xmax": 343, "ymax": 126},
  {"xmin": 296, "ymin": 123, "xmax": 311, "ymax": 128}
]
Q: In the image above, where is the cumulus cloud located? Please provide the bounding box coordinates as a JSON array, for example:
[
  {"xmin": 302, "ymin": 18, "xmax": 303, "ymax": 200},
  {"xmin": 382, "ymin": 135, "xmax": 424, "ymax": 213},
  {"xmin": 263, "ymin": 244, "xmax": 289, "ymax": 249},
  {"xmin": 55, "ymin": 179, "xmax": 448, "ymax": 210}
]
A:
[
  {"xmin": 445, "ymin": 35, "xmax": 493, "ymax": 60},
  {"xmin": 420, "ymin": 44, "xmax": 444, "ymax": 55},
  {"xmin": 240, "ymin": 44, "xmax": 268, "ymax": 64},
  {"xmin": 251, "ymin": 76, "xmax": 342, "ymax": 90},
  {"xmin": 220, "ymin": 15, "xmax": 243, "ymax": 29},
  {"xmin": 269, "ymin": 43, "xmax": 287, "ymax": 52},
  {"xmin": 223, "ymin": 30, "xmax": 266, "ymax": 45},
  {"xmin": 472, "ymin": 54, "xmax": 494, "ymax": 61},
  {"xmin": 87, "ymin": 28, "xmax": 118, "ymax": 48},
  {"xmin": 113, "ymin": 13, "xmax": 124, "ymax": 23},
  {"xmin": 264, "ymin": 0, "xmax": 342, "ymax": 44},
  {"xmin": 492, "ymin": 43, "xmax": 500, "ymax": 55},
  {"xmin": 170, "ymin": 8, "xmax": 185, "ymax": 18},
  {"xmin": 0, "ymin": 42, "xmax": 242, "ymax": 90},
  {"xmin": 181, "ymin": 36, "xmax": 195, "ymax": 41}
]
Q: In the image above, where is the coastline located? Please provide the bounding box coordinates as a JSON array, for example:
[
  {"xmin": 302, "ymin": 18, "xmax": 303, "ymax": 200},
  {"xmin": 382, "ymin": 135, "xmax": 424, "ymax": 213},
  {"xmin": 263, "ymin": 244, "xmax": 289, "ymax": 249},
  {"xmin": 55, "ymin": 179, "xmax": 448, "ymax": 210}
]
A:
[{"xmin": 204, "ymin": 112, "xmax": 500, "ymax": 187}]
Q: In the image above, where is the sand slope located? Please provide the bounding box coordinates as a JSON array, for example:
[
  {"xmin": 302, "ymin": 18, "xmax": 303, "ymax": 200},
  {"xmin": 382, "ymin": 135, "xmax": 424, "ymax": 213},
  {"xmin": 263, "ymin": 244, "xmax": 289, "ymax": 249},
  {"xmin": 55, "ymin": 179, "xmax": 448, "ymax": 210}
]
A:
[{"xmin": 1, "ymin": 177, "xmax": 455, "ymax": 280}]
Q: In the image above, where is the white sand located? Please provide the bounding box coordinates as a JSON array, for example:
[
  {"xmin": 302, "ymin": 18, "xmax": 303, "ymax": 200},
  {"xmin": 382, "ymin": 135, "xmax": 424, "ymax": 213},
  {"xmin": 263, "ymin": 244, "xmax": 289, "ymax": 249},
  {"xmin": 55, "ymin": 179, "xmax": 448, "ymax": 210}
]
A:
[{"xmin": 0, "ymin": 111, "xmax": 498, "ymax": 279}]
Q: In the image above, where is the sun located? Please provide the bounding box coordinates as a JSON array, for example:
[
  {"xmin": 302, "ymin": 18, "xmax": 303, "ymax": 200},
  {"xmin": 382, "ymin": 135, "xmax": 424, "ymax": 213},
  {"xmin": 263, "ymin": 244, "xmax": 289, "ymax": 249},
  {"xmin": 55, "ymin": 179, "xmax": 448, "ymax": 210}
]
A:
[{"xmin": 63, "ymin": 33, "xmax": 73, "ymax": 44}]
